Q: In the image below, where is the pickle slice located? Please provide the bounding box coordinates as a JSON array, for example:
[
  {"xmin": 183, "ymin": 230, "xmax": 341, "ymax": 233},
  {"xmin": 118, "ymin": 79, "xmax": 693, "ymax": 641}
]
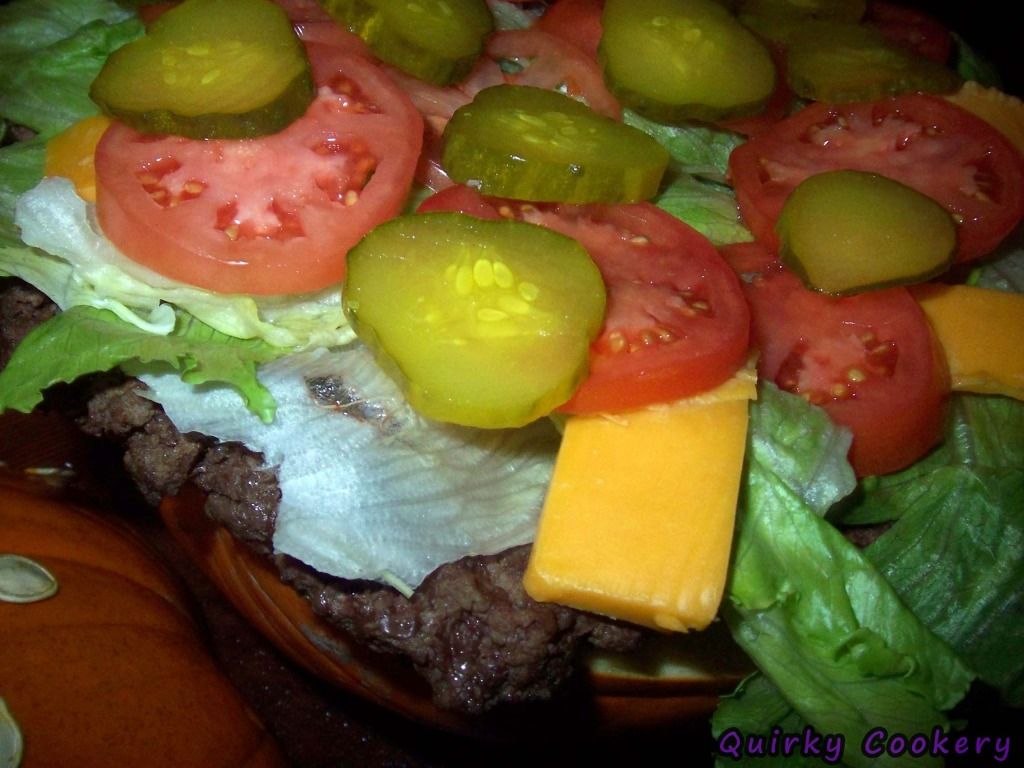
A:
[
  {"xmin": 90, "ymin": 0, "xmax": 314, "ymax": 139},
  {"xmin": 738, "ymin": 0, "xmax": 865, "ymax": 23},
  {"xmin": 320, "ymin": 0, "xmax": 493, "ymax": 85},
  {"xmin": 784, "ymin": 21, "xmax": 961, "ymax": 102},
  {"xmin": 442, "ymin": 85, "xmax": 669, "ymax": 203},
  {"xmin": 343, "ymin": 212, "xmax": 606, "ymax": 428},
  {"xmin": 776, "ymin": 170, "xmax": 957, "ymax": 295},
  {"xmin": 600, "ymin": 0, "xmax": 776, "ymax": 124}
]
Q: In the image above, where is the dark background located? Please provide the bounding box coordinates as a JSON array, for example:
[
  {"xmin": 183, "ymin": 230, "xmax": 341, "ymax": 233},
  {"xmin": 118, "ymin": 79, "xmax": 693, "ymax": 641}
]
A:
[{"xmin": 907, "ymin": 1, "xmax": 1023, "ymax": 95}]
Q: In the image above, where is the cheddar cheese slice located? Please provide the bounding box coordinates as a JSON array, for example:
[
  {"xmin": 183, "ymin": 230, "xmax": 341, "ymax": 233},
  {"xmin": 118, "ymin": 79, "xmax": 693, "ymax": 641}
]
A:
[
  {"xmin": 914, "ymin": 283, "xmax": 1024, "ymax": 401},
  {"xmin": 524, "ymin": 372, "xmax": 756, "ymax": 632}
]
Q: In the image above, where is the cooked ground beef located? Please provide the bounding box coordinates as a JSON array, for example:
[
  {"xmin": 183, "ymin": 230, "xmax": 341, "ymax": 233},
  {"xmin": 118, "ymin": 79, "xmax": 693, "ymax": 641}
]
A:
[
  {"xmin": 0, "ymin": 277, "xmax": 643, "ymax": 713},
  {"xmin": 0, "ymin": 279, "xmax": 57, "ymax": 369}
]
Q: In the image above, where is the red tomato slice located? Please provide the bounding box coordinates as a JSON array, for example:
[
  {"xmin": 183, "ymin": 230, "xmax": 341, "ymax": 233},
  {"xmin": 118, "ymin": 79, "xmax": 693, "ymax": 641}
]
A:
[
  {"xmin": 865, "ymin": 1, "xmax": 952, "ymax": 64},
  {"xmin": 721, "ymin": 242, "xmax": 950, "ymax": 477},
  {"xmin": 94, "ymin": 37, "xmax": 422, "ymax": 296},
  {"xmin": 383, "ymin": 56, "xmax": 504, "ymax": 191},
  {"xmin": 485, "ymin": 27, "xmax": 620, "ymax": 119},
  {"xmin": 422, "ymin": 185, "xmax": 752, "ymax": 413},
  {"xmin": 536, "ymin": 0, "xmax": 605, "ymax": 62},
  {"xmin": 729, "ymin": 94, "xmax": 1024, "ymax": 263}
]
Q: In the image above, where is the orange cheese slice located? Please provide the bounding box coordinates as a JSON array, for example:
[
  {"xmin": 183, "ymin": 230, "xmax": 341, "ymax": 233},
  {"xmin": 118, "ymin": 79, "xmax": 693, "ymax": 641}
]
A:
[
  {"xmin": 44, "ymin": 115, "xmax": 111, "ymax": 203},
  {"xmin": 524, "ymin": 370, "xmax": 756, "ymax": 632},
  {"xmin": 914, "ymin": 283, "xmax": 1024, "ymax": 401}
]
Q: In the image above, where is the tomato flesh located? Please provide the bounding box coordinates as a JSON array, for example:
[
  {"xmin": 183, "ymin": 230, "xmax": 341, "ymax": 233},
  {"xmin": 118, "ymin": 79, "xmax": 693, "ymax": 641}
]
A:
[
  {"xmin": 95, "ymin": 36, "xmax": 423, "ymax": 295},
  {"xmin": 422, "ymin": 186, "xmax": 752, "ymax": 413},
  {"xmin": 536, "ymin": 0, "xmax": 605, "ymax": 61},
  {"xmin": 722, "ymin": 242, "xmax": 950, "ymax": 476},
  {"xmin": 729, "ymin": 94, "xmax": 1024, "ymax": 263}
]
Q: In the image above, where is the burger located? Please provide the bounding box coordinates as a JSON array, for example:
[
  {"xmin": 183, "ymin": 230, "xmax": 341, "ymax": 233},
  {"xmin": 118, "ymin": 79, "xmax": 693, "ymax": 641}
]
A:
[{"xmin": 1, "ymin": 0, "xmax": 1022, "ymax": 752}]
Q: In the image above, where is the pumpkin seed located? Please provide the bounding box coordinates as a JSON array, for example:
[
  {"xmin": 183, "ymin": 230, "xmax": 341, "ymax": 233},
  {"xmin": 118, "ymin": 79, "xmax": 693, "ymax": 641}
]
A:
[
  {"xmin": 0, "ymin": 555, "xmax": 58, "ymax": 603},
  {"xmin": 0, "ymin": 698, "xmax": 23, "ymax": 768}
]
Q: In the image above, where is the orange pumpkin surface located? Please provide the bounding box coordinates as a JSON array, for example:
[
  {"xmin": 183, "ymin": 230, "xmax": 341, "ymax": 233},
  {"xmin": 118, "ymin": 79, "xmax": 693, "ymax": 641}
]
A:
[{"xmin": 0, "ymin": 481, "xmax": 285, "ymax": 768}]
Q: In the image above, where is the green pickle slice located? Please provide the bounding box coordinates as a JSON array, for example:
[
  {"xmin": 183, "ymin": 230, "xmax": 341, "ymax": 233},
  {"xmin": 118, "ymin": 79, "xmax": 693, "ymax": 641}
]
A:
[
  {"xmin": 599, "ymin": 0, "xmax": 776, "ymax": 124},
  {"xmin": 776, "ymin": 170, "xmax": 957, "ymax": 295},
  {"xmin": 343, "ymin": 213, "xmax": 607, "ymax": 429},
  {"xmin": 442, "ymin": 85, "xmax": 669, "ymax": 203},
  {"xmin": 90, "ymin": 0, "xmax": 314, "ymax": 139},
  {"xmin": 783, "ymin": 21, "xmax": 961, "ymax": 102},
  {"xmin": 320, "ymin": 0, "xmax": 493, "ymax": 85}
]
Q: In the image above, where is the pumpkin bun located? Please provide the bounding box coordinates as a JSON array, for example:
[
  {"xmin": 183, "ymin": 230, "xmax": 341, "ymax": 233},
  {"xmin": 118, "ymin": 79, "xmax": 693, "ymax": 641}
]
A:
[{"xmin": 0, "ymin": 481, "xmax": 285, "ymax": 768}]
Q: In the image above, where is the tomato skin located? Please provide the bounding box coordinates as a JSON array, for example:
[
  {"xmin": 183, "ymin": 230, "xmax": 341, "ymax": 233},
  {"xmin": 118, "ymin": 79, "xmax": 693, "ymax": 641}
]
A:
[
  {"xmin": 866, "ymin": 1, "xmax": 952, "ymax": 64},
  {"xmin": 95, "ymin": 37, "xmax": 422, "ymax": 296},
  {"xmin": 729, "ymin": 94, "xmax": 1024, "ymax": 263},
  {"xmin": 536, "ymin": 0, "xmax": 605, "ymax": 61},
  {"xmin": 423, "ymin": 186, "xmax": 752, "ymax": 413},
  {"xmin": 486, "ymin": 27, "xmax": 620, "ymax": 119},
  {"xmin": 722, "ymin": 242, "xmax": 950, "ymax": 476}
]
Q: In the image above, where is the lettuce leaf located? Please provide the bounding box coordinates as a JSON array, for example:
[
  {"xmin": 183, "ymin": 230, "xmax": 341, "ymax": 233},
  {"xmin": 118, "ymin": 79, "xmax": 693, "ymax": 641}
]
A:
[
  {"xmin": 866, "ymin": 454, "xmax": 1024, "ymax": 706},
  {"xmin": 0, "ymin": 138, "xmax": 43, "ymax": 241},
  {"xmin": 0, "ymin": 305, "xmax": 280, "ymax": 422},
  {"xmin": 623, "ymin": 108, "xmax": 745, "ymax": 183},
  {"xmin": 653, "ymin": 174, "xmax": 753, "ymax": 247},
  {"xmin": 0, "ymin": 0, "xmax": 142, "ymax": 136},
  {"xmin": 714, "ymin": 385, "xmax": 974, "ymax": 768}
]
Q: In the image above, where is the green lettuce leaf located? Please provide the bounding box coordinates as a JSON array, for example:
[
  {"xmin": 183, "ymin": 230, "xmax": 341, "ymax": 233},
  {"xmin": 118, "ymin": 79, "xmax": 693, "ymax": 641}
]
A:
[
  {"xmin": 0, "ymin": 305, "xmax": 280, "ymax": 422},
  {"xmin": 950, "ymin": 32, "xmax": 1003, "ymax": 90},
  {"xmin": 654, "ymin": 173, "xmax": 752, "ymax": 246},
  {"xmin": 623, "ymin": 108, "xmax": 745, "ymax": 183},
  {"xmin": 0, "ymin": 0, "xmax": 142, "ymax": 136},
  {"xmin": 841, "ymin": 394, "xmax": 1024, "ymax": 526},
  {"xmin": 865, "ymin": 457, "xmax": 1024, "ymax": 706},
  {"xmin": 715, "ymin": 675, "xmax": 832, "ymax": 768},
  {"xmin": 0, "ymin": 138, "xmax": 44, "ymax": 241},
  {"xmin": 714, "ymin": 385, "xmax": 974, "ymax": 768}
]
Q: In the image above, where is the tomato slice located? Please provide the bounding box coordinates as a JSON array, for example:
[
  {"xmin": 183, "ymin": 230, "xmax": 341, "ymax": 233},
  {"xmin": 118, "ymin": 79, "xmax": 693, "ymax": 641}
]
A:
[
  {"xmin": 486, "ymin": 27, "xmax": 620, "ymax": 120},
  {"xmin": 94, "ymin": 35, "xmax": 422, "ymax": 295},
  {"xmin": 728, "ymin": 94, "xmax": 1024, "ymax": 263},
  {"xmin": 865, "ymin": 0, "xmax": 952, "ymax": 64},
  {"xmin": 421, "ymin": 185, "xmax": 752, "ymax": 413},
  {"xmin": 535, "ymin": 0, "xmax": 605, "ymax": 61},
  {"xmin": 721, "ymin": 242, "xmax": 950, "ymax": 476}
]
